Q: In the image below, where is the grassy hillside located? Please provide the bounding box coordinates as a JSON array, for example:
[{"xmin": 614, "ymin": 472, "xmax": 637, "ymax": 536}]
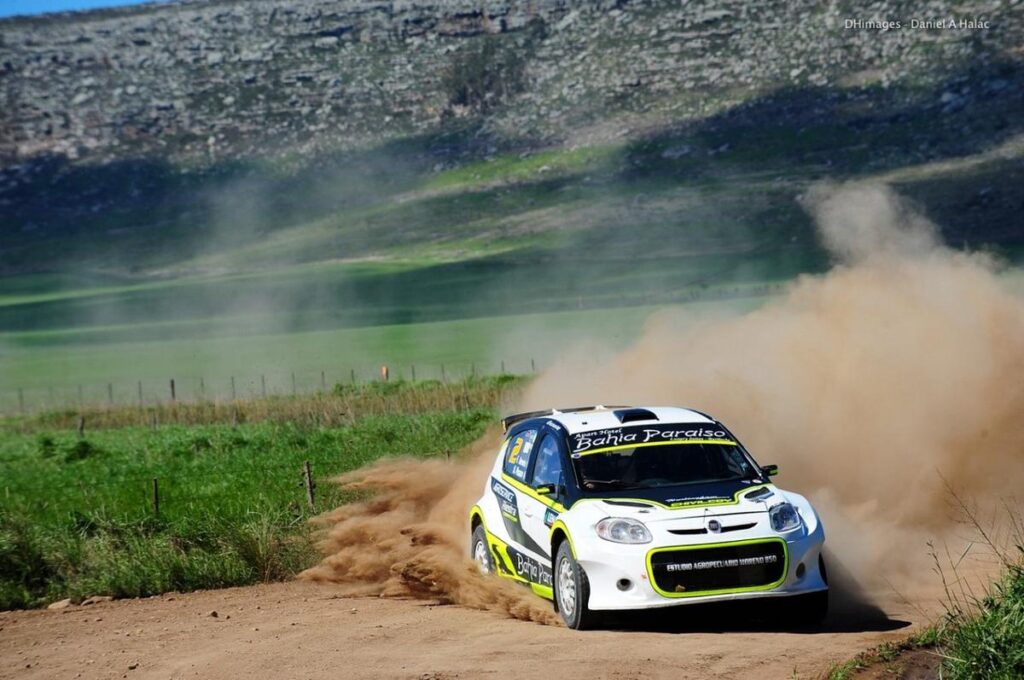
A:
[{"xmin": 2, "ymin": 2, "xmax": 1021, "ymax": 417}]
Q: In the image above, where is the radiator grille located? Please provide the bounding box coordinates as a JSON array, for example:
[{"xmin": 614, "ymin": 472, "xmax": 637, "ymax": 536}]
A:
[{"xmin": 648, "ymin": 540, "xmax": 786, "ymax": 596}]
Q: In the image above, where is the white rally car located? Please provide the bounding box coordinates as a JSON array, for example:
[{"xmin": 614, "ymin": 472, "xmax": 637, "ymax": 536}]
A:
[{"xmin": 469, "ymin": 406, "xmax": 828, "ymax": 629}]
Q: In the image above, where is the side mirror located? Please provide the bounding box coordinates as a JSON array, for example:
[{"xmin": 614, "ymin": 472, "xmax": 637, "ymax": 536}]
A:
[
  {"xmin": 761, "ymin": 464, "xmax": 779, "ymax": 477},
  {"xmin": 535, "ymin": 484, "xmax": 562, "ymax": 497}
]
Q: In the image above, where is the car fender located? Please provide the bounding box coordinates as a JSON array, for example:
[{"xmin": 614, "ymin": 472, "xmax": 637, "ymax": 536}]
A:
[
  {"xmin": 778, "ymin": 489, "xmax": 824, "ymax": 539},
  {"xmin": 548, "ymin": 501, "xmax": 609, "ymax": 562}
]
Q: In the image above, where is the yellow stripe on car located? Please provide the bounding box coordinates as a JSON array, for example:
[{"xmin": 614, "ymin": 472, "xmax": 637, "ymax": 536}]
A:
[
  {"xmin": 500, "ymin": 473, "xmax": 567, "ymax": 512},
  {"xmin": 548, "ymin": 520, "xmax": 576, "ymax": 558},
  {"xmin": 470, "ymin": 505, "xmax": 530, "ymax": 585},
  {"xmin": 573, "ymin": 438, "xmax": 737, "ymax": 457}
]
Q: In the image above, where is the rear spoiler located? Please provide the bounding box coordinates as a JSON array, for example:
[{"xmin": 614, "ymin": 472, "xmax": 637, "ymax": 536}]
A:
[{"xmin": 500, "ymin": 405, "xmax": 631, "ymax": 433}]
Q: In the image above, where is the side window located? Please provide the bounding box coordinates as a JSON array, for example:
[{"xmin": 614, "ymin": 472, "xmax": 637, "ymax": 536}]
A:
[
  {"xmin": 531, "ymin": 435, "xmax": 564, "ymax": 489},
  {"xmin": 503, "ymin": 429, "xmax": 538, "ymax": 483}
]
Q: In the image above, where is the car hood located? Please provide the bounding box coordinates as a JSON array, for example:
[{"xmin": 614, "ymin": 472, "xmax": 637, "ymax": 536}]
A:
[
  {"xmin": 562, "ymin": 482, "xmax": 823, "ymax": 541},
  {"xmin": 580, "ymin": 479, "xmax": 774, "ymax": 510},
  {"xmin": 571, "ymin": 480, "xmax": 784, "ymax": 522}
]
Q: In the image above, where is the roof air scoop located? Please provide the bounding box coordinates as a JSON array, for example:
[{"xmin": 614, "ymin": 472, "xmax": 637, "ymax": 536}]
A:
[{"xmin": 613, "ymin": 408, "xmax": 659, "ymax": 424}]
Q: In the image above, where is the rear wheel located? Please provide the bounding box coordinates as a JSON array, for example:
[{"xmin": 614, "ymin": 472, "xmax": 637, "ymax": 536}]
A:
[
  {"xmin": 554, "ymin": 541, "xmax": 600, "ymax": 630},
  {"xmin": 471, "ymin": 524, "xmax": 494, "ymax": 574}
]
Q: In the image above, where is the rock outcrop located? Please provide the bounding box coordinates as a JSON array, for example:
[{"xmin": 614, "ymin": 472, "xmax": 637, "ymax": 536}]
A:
[{"xmin": 1, "ymin": 0, "xmax": 1017, "ymax": 167}]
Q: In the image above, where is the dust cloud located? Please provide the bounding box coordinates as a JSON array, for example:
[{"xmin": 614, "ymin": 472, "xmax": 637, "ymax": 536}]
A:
[
  {"xmin": 304, "ymin": 181, "xmax": 1024, "ymax": 621},
  {"xmin": 301, "ymin": 431, "xmax": 560, "ymax": 624},
  {"xmin": 524, "ymin": 182, "xmax": 1024, "ymax": 599}
]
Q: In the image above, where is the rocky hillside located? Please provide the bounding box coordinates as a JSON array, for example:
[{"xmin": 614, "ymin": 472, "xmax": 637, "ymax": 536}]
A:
[
  {"xmin": 2, "ymin": 0, "xmax": 1018, "ymax": 165},
  {"xmin": 0, "ymin": 0, "xmax": 1022, "ymax": 277}
]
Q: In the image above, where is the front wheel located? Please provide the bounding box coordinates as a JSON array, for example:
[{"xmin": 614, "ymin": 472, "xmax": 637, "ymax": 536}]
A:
[
  {"xmin": 554, "ymin": 541, "xmax": 600, "ymax": 630},
  {"xmin": 470, "ymin": 524, "xmax": 494, "ymax": 574}
]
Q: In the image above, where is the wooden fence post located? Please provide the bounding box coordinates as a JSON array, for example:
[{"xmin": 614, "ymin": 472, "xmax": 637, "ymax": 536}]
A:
[
  {"xmin": 501, "ymin": 360, "xmax": 505, "ymax": 374},
  {"xmin": 291, "ymin": 372, "xmax": 296, "ymax": 396},
  {"xmin": 350, "ymin": 369, "xmax": 355, "ymax": 385},
  {"xmin": 77, "ymin": 385, "xmax": 83, "ymax": 406},
  {"xmin": 152, "ymin": 478, "xmax": 160, "ymax": 516},
  {"xmin": 261, "ymin": 374, "xmax": 267, "ymax": 398},
  {"xmin": 531, "ymin": 358, "xmax": 536, "ymax": 373},
  {"xmin": 137, "ymin": 380, "xmax": 143, "ymax": 407},
  {"xmin": 77, "ymin": 416, "xmax": 85, "ymax": 438},
  {"xmin": 411, "ymin": 365, "xmax": 416, "ymax": 382},
  {"xmin": 18, "ymin": 388, "xmax": 24, "ymax": 415},
  {"xmin": 107, "ymin": 383, "xmax": 113, "ymax": 406},
  {"xmin": 441, "ymin": 364, "xmax": 446, "ymax": 383},
  {"xmin": 321, "ymin": 371, "xmax": 326, "ymax": 391},
  {"xmin": 230, "ymin": 376, "xmax": 236, "ymax": 401},
  {"xmin": 170, "ymin": 379, "xmax": 176, "ymax": 403},
  {"xmin": 200, "ymin": 377, "xmax": 205, "ymax": 399},
  {"xmin": 303, "ymin": 461, "xmax": 315, "ymax": 511}
]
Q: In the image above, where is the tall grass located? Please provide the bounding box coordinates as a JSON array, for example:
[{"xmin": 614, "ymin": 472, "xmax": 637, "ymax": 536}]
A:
[
  {"xmin": 0, "ymin": 376, "xmax": 516, "ymax": 609},
  {"xmin": 8, "ymin": 374, "xmax": 525, "ymax": 433},
  {"xmin": 942, "ymin": 564, "xmax": 1024, "ymax": 678},
  {"xmin": 827, "ymin": 491, "xmax": 1024, "ymax": 680},
  {"xmin": 933, "ymin": 492, "xmax": 1024, "ymax": 679}
]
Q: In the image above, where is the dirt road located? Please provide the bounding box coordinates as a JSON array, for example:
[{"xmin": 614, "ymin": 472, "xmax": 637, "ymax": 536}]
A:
[{"xmin": 0, "ymin": 581, "xmax": 919, "ymax": 680}]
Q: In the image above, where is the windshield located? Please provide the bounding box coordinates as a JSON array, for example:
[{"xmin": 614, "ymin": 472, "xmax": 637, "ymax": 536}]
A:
[{"xmin": 569, "ymin": 425, "xmax": 759, "ymax": 491}]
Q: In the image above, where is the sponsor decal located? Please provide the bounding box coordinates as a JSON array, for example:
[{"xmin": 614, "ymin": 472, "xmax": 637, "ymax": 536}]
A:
[
  {"xmin": 664, "ymin": 554, "xmax": 778, "ymax": 572},
  {"xmin": 506, "ymin": 430, "xmax": 538, "ymax": 481},
  {"xmin": 506, "ymin": 545, "xmax": 553, "ymax": 587},
  {"xmin": 491, "ymin": 477, "xmax": 550, "ymax": 556},
  {"xmin": 491, "ymin": 477, "xmax": 519, "ymax": 522},
  {"xmin": 508, "ymin": 438, "xmax": 525, "ymax": 464},
  {"xmin": 570, "ymin": 425, "xmax": 734, "ymax": 455},
  {"xmin": 666, "ymin": 495, "xmax": 732, "ymax": 507},
  {"xmin": 543, "ymin": 508, "xmax": 558, "ymax": 528}
]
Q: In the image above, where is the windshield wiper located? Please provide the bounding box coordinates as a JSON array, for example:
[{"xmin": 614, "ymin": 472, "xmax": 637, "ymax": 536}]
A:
[{"xmin": 582, "ymin": 478, "xmax": 627, "ymax": 489}]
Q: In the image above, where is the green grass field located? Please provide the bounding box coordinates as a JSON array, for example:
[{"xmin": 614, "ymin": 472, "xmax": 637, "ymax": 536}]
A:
[
  {"xmin": 0, "ymin": 377, "xmax": 515, "ymax": 609},
  {"xmin": 0, "ymin": 289, "xmax": 782, "ymax": 413}
]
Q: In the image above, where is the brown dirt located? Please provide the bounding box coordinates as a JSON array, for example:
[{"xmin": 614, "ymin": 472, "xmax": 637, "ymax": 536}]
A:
[
  {"xmin": 852, "ymin": 648, "xmax": 942, "ymax": 680},
  {"xmin": 0, "ymin": 581, "xmax": 922, "ymax": 680}
]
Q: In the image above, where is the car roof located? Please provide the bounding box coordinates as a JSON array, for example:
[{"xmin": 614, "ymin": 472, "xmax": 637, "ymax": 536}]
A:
[{"xmin": 506, "ymin": 406, "xmax": 716, "ymax": 436}]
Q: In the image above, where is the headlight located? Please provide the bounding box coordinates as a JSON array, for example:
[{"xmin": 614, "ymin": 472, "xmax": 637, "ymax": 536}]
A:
[
  {"xmin": 769, "ymin": 502, "xmax": 802, "ymax": 532},
  {"xmin": 596, "ymin": 517, "xmax": 652, "ymax": 544}
]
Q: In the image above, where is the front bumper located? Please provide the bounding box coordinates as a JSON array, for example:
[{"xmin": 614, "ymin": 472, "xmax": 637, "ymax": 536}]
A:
[{"xmin": 578, "ymin": 522, "xmax": 826, "ymax": 611}]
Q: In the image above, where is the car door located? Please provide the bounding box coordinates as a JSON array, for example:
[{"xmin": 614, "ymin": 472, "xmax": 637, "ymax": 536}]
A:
[
  {"xmin": 517, "ymin": 433, "xmax": 570, "ymax": 591},
  {"xmin": 495, "ymin": 427, "xmax": 551, "ymax": 573}
]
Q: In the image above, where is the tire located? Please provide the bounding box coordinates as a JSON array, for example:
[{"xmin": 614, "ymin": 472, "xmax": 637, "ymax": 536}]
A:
[
  {"xmin": 553, "ymin": 541, "xmax": 601, "ymax": 630},
  {"xmin": 470, "ymin": 524, "xmax": 494, "ymax": 574},
  {"xmin": 784, "ymin": 590, "xmax": 828, "ymax": 626}
]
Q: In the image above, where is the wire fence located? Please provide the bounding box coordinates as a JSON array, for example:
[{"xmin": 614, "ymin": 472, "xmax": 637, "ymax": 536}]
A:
[
  {"xmin": 1, "ymin": 446, "xmax": 459, "ymax": 521},
  {"xmin": 3, "ymin": 358, "xmax": 539, "ymax": 417}
]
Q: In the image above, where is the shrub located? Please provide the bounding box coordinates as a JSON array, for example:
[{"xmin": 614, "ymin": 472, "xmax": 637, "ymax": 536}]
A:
[
  {"xmin": 35, "ymin": 434, "xmax": 56, "ymax": 458},
  {"xmin": 62, "ymin": 438, "xmax": 100, "ymax": 463}
]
